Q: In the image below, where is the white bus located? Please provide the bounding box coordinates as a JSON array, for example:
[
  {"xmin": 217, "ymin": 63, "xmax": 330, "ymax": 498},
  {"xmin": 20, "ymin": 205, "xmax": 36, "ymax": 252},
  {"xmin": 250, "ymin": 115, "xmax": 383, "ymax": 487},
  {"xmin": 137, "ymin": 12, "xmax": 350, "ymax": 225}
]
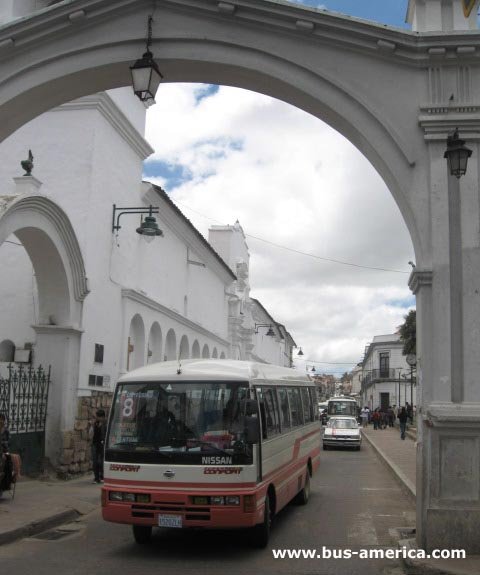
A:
[
  {"xmin": 326, "ymin": 396, "xmax": 358, "ymax": 419},
  {"xmin": 102, "ymin": 359, "xmax": 321, "ymax": 547}
]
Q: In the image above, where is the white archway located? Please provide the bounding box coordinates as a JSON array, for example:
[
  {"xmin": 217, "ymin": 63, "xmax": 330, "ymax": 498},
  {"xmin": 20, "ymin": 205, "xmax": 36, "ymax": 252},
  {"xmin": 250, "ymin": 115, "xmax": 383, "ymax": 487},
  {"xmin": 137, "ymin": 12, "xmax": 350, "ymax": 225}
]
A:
[
  {"xmin": 0, "ymin": 193, "xmax": 88, "ymax": 465},
  {"xmin": 212, "ymin": 347, "xmax": 218, "ymax": 359},
  {"xmin": 165, "ymin": 329, "xmax": 176, "ymax": 361},
  {"xmin": 179, "ymin": 335, "xmax": 190, "ymax": 360},
  {"xmin": 192, "ymin": 340, "xmax": 201, "ymax": 359},
  {"xmin": 202, "ymin": 344, "xmax": 210, "ymax": 359},
  {"xmin": 147, "ymin": 322, "xmax": 162, "ymax": 364},
  {"xmin": 128, "ymin": 314, "xmax": 145, "ymax": 370},
  {"xmin": 2, "ymin": 0, "xmax": 480, "ymax": 553}
]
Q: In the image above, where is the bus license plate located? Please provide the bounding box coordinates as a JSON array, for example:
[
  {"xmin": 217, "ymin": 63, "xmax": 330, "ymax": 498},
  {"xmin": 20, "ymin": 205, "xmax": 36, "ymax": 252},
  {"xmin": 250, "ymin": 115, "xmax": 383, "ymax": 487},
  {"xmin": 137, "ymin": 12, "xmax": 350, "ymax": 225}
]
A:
[{"xmin": 158, "ymin": 514, "xmax": 182, "ymax": 528}]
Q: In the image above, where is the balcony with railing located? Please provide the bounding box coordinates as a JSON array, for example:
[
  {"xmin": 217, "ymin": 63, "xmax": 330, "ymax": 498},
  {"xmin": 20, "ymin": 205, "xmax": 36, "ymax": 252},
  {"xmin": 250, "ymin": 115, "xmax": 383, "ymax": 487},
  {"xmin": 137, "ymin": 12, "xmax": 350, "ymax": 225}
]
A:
[{"xmin": 362, "ymin": 368, "xmax": 397, "ymax": 388}]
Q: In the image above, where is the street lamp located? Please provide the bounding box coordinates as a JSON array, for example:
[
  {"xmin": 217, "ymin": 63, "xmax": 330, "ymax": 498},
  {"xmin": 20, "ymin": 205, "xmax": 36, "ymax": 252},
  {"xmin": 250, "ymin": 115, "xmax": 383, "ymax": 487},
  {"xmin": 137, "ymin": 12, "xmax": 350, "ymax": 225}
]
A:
[
  {"xmin": 112, "ymin": 204, "xmax": 164, "ymax": 243},
  {"xmin": 406, "ymin": 354, "xmax": 417, "ymax": 411},
  {"xmin": 130, "ymin": 16, "xmax": 163, "ymax": 105},
  {"xmin": 444, "ymin": 128, "xmax": 472, "ymax": 178},
  {"xmin": 297, "ymin": 347, "xmax": 304, "ymax": 356},
  {"xmin": 254, "ymin": 323, "xmax": 275, "ymax": 337}
]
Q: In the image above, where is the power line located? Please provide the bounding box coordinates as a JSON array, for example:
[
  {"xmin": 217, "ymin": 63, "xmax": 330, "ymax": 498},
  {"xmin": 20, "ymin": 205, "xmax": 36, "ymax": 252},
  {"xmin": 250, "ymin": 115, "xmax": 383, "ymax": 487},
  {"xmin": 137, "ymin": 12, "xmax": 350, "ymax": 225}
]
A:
[{"xmin": 170, "ymin": 198, "xmax": 410, "ymax": 274}]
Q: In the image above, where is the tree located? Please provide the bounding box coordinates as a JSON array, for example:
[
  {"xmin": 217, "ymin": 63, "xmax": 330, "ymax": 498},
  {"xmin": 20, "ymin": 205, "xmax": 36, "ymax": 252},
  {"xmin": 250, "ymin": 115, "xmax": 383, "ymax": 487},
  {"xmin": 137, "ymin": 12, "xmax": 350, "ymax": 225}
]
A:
[{"xmin": 399, "ymin": 309, "xmax": 416, "ymax": 355}]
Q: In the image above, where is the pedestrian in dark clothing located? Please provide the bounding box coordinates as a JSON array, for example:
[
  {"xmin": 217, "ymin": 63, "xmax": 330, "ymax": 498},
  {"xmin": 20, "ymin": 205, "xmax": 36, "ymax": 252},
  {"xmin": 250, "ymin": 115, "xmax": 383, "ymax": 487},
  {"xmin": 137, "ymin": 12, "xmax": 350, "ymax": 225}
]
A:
[
  {"xmin": 406, "ymin": 402, "xmax": 413, "ymax": 425},
  {"xmin": 372, "ymin": 409, "xmax": 380, "ymax": 430},
  {"xmin": 387, "ymin": 406, "xmax": 395, "ymax": 427},
  {"xmin": 91, "ymin": 409, "xmax": 106, "ymax": 484},
  {"xmin": 0, "ymin": 413, "xmax": 13, "ymax": 496},
  {"xmin": 398, "ymin": 407, "xmax": 408, "ymax": 440}
]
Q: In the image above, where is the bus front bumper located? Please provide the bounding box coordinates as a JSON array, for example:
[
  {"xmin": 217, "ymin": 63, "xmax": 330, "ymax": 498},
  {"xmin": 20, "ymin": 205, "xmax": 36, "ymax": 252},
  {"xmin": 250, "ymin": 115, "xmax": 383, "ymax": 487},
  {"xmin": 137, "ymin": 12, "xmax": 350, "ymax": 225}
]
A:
[{"xmin": 101, "ymin": 487, "xmax": 264, "ymax": 529}]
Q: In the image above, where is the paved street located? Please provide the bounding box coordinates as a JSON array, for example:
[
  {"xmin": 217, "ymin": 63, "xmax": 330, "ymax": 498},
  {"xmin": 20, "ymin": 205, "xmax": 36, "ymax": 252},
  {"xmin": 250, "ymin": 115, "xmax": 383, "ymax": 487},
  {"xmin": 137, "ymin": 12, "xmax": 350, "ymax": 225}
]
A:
[{"xmin": 0, "ymin": 440, "xmax": 414, "ymax": 575}]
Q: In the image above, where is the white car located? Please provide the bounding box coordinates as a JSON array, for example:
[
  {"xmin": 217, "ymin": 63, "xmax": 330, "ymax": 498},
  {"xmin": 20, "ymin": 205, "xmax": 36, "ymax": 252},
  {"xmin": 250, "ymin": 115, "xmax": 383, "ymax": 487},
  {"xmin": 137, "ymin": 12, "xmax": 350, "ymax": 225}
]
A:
[{"xmin": 323, "ymin": 416, "xmax": 361, "ymax": 451}]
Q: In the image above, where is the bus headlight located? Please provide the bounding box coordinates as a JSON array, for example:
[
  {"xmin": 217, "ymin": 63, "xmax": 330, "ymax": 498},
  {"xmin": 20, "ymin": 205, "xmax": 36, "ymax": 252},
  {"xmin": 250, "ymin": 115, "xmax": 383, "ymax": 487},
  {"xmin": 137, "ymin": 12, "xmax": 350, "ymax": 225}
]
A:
[
  {"xmin": 210, "ymin": 496, "xmax": 225, "ymax": 505},
  {"xmin": 225, "ymin": 496, "xmax": 240, "ymax": 506},
  {"xmin": 109, "ymin": 491, "xmax": 124, "ymax": 501},
  {"xmin": 108, "ymin": 491, "xmax": 151, "ymax": 503}
]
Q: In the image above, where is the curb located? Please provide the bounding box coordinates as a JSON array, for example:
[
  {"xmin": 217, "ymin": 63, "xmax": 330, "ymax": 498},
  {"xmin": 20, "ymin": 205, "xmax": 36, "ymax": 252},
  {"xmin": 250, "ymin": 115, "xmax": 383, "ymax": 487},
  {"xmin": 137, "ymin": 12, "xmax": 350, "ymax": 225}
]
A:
[
  {"xmin": 362, "ymin": 431, "xmax": 416, "ymax": 502},
  {"xmin": 0, "ymin": 508, "xmax": 79, "ymax": 546}
]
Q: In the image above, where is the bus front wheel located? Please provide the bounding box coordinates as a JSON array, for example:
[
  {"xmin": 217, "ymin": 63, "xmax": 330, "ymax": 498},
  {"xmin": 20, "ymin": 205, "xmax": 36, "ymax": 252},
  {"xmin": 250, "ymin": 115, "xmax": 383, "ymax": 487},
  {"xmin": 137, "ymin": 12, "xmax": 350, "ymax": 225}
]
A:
[
  {"xmin": 132, "ymin": 525, "xmax": 152, "ymax": 544},
  {"xmin": 250, "ymin": 495, "xmax": 272, "ymax": 548}
]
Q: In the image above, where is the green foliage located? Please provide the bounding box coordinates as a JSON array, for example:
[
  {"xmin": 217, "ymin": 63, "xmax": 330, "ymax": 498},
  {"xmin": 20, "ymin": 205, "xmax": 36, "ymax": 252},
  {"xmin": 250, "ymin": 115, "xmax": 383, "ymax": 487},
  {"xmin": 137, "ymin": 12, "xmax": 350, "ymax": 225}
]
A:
[{"xmin": 399, "ymin": 309, "xmax": 416, "ymax": 355}]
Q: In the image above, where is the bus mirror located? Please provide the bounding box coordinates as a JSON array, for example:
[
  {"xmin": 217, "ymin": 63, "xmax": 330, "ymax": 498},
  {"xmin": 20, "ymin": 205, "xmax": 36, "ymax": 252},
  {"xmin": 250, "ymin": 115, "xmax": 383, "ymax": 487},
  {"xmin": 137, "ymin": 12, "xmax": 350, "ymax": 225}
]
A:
[{"xmin": 244, "ymin": 416, "xmax": 260, "ymax": 444}]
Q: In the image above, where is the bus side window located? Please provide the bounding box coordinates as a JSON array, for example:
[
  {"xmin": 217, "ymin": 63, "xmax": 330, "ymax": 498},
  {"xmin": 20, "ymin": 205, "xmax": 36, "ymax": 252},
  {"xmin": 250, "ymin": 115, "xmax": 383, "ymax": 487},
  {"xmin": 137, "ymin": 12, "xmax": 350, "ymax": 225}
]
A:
[
  {"xmin": 308, "ymin": 387, "xmax": 318, "ymax": 420},
  {"xmin": 277, "ymin": 388, "xmax": 290, "ymax": 431},
  {"xmin": 301, "ymin": 388, "xmax": 312, "ymax": 423},
  {"xmin": 264, "ymin": 388, "xmax": 280, "ymax": 437},
  {"xmin": 288, "ymin": 388, "xmax": 303, "ymax": 427},
  {"xmin": 255, "ymin": 387, "xmax": 268, "ymax": 439}
]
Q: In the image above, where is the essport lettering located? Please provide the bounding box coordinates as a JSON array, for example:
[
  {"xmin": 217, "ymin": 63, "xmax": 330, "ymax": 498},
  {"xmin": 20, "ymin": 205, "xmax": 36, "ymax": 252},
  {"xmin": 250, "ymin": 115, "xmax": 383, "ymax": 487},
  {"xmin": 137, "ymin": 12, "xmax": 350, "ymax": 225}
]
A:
[{"xmin": 109, "ymin": 464, "xmax": 140, "ymax": 472}]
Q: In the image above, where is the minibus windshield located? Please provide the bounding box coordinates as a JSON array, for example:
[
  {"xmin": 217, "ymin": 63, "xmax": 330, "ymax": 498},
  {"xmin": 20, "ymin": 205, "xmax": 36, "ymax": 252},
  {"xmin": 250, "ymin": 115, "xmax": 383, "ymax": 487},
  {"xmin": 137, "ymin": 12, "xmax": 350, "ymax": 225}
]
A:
[{"xmin": 106, "ymin": 381, "xmax": 253, "ymax": 464}]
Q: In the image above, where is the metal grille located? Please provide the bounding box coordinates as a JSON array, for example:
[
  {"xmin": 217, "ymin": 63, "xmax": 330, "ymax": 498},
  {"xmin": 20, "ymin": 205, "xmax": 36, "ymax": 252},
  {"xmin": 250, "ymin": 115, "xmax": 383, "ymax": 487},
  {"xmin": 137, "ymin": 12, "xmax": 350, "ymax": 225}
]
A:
[{"xmin": 0, "ymin": 364, "xmax": 50, "ymax": 433}]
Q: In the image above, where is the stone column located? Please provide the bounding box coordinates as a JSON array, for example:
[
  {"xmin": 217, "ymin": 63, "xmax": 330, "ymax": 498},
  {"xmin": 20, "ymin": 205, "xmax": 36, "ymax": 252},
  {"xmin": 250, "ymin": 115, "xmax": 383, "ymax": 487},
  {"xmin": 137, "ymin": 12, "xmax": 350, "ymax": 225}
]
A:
[
  {"xmin": 32, "ymin": 325, "xmax": 83, "ymax": 467},
  {"xmin": 412, "ymin": 131, "xmax": 480, "ymax": 553}
]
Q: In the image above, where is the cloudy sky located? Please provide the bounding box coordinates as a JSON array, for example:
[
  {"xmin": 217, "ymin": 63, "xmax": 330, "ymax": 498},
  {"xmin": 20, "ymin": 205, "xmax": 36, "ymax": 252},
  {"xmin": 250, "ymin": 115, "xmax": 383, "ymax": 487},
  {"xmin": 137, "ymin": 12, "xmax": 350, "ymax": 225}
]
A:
[{"xmin": 143, "ymin": 0, "xmax": 415, "ymax": 375}]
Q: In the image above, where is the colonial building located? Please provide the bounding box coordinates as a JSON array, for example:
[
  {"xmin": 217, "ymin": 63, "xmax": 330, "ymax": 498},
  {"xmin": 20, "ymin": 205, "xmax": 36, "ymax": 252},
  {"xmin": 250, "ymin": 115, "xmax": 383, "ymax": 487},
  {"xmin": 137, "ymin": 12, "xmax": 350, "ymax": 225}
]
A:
[{"xmin": 361, "ymin": 333, "xmax": 416, "ymax": 411}]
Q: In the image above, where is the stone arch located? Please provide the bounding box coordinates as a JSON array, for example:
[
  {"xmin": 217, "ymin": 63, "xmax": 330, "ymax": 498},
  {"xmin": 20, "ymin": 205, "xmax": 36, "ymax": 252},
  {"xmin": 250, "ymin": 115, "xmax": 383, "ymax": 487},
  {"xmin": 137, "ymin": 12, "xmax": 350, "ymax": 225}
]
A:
[
  {"xmin": 0, "ymin": 2, "xmax": 427, "ymax": 263},
  {"xmin": 0, "ymin": 339, "xmax": 15, "ymax": 362},
  {"xmin": 147, "ymin": 322, "xmax": 162, "ymax": 364},
  {"xmin": 179, "ymin": 335, "xmax": 189, "ymax": 360},
  {"xmin": 128, "ymin": 314, "xmax": 145, "ymax": 370},
  {"xmin": 192, "ymin": 340, "xmax": 201, "ymax": 359},
  {"xmin": 165, "ymin": 329, "xmax": 176, "ymax": 361},
  {"xmin": 220, "ymin": 352, "xmax": 226, "ymax": 359},
  {"xmin": 0, "ymin": 193, "xmax": 88, "ymax": 465},
  {"xmin": 212, "ymin": 347, "xmax": 218, "ymax": 359},
  {"xmin": 0, "ymin": 195, "xmax": 89, "ymax": 327},
  {"xmin": 202, "ymin": 344, "xmax": 210, "ymax": 359}
]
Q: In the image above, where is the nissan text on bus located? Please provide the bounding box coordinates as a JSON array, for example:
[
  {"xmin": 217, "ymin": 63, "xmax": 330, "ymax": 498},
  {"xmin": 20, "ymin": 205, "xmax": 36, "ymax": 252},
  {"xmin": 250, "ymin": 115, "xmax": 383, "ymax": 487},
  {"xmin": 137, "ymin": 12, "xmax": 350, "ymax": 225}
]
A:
[{"xmin": 102, "ymin": 359, "xmax": 321, "ymax": 547}]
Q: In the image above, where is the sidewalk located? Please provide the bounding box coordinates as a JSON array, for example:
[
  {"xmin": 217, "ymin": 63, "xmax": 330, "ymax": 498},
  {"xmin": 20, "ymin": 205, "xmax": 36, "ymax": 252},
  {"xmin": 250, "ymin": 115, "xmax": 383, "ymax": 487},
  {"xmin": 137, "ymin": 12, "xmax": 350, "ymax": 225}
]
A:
[
  {"xmin": 362, "ymin": 425, "xmax": 416, "ymax": 499},
  {"xmin": 362, "ymin": 425, "xmax": 480, "ymax": 575},
  {"xmin": 0, "ymin": 474, "xmax": 100, "ymax": 545}
]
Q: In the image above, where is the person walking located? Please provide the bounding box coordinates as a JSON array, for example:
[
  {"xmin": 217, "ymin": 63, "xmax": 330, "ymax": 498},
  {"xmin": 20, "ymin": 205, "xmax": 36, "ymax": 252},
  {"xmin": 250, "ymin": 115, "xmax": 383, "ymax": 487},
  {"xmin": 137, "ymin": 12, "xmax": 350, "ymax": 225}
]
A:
[
  {"xmin": 360, "ymin": 406, "xmax": 369, "ymax": 428},
  {"xmin": 90, "ymin": 409, "xmax": 106, "ymax": 484},
  {"xmin": 0, "ymin": 413, "xmax": 13, "ymax": 497},
  {"xmin": 372, "ymin": 408, "xmax": 380, "ymax": 430},
  {"xmin": 387, "ymin": 406, "xmax": 395, "ymax": 427},
  {"xmin": 398, "ymin": 406, "xmax": 408, "ymax": 440}
]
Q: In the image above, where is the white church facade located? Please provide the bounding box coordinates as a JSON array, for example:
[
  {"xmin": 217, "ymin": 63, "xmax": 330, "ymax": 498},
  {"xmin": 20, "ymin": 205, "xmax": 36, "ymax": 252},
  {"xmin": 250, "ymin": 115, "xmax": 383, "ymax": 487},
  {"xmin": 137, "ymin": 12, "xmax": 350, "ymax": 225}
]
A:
[{"xmin": 0, "ymin": 87, "xmax": 296, "ymax": 474}]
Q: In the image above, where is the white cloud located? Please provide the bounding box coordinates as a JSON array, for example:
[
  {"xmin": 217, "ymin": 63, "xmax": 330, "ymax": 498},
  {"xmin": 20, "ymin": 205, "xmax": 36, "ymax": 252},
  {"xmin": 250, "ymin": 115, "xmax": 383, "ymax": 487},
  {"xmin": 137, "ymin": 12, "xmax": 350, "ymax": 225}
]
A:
[{"xmin": 145, "ymin": 84, "xmax": 414, "ymax": 373}]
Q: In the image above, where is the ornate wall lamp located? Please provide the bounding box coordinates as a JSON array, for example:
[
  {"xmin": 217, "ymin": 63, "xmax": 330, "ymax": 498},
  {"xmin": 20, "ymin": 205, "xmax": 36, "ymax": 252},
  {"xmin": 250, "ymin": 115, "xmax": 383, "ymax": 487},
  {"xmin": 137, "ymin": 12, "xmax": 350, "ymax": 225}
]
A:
[
  {"xmin": 255, "ymin": 323, "xmax": 275, "ymax": 337},
  {"xmin": 444, "ymin": 128, "xmax": 472, "ymax": 178},
  {"xmin": 112, "ymin": 204, "xmax": 163, "ymax": 243},
  {"xmin": 130, "ymin": 16, "xmax": 163, "ymax": 105}
]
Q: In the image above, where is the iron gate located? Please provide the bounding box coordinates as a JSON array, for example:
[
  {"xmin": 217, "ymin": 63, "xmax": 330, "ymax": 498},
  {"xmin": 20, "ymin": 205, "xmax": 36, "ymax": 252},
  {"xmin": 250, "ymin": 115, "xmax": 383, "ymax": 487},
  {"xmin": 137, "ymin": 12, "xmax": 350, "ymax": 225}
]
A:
[{"xmin": 0, "ymin": 364, "xmax": 50, "ymax": 475}]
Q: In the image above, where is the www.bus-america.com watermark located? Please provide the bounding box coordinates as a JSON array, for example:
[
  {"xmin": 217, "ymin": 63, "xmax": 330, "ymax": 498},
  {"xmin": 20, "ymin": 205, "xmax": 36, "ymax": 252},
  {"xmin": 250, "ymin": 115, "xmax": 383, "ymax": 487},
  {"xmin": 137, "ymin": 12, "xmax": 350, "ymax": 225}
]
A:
[{"xmin": 272, "ymin": 547, "xmax": 466, "ymax": 560}]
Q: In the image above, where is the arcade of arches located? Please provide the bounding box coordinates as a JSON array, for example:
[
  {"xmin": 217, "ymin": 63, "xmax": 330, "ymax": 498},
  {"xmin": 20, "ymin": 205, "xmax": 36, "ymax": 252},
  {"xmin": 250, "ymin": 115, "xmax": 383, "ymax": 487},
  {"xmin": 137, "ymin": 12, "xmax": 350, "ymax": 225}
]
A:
[{"xmin": 1, "ymin": 0, "xmax": 480, "ymax": 552}]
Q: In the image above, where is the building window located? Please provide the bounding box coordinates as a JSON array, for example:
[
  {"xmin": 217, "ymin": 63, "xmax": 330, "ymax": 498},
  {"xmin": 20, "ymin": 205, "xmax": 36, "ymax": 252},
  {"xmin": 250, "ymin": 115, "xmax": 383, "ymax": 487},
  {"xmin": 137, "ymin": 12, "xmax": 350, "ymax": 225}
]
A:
[
  {"xmin": 379, "ymin": 352, "xmax": 390, "ymax": 378},
  {"xmin": 94, "ymin": 344, "xmax": 104, "ymax": 364},
  {"xmin": 88, "ymin": 375, "xmax": 104, "ymax": 387}
]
